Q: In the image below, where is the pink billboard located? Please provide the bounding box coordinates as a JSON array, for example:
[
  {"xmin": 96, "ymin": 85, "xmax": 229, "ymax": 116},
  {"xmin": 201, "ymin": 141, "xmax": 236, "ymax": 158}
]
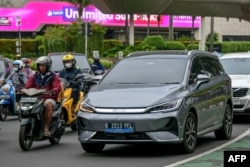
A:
[{"xmin": 0, "ymin": 1, "xmax": 200, "ymax": 32}]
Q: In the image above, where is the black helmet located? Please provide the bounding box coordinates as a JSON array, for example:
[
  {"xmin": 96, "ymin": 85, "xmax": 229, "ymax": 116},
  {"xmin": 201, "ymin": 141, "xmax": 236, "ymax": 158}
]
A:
[{"xmin": 36, "ymin": 56, "xmax": 52, "ymax": 71}]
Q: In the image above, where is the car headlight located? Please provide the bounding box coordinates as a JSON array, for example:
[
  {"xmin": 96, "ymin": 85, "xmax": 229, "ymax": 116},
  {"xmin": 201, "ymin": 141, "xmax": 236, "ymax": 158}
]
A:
[
  {"xmin": 1, "ymin": 84, "xmax": 10, "ymax": 94},
  {"xmin": 147, "ymin": 98, "xmax": 183, "ymax": 113},
  {"xmin": 79, "ymin": 102, "xmax": 94, "ymax": 113}
]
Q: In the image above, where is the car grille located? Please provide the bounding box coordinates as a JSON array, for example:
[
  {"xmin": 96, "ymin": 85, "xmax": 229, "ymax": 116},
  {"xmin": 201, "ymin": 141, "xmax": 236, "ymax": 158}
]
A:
[
  {"xmin": 233, "ymin": 88, "xmax": 248, "ymax": 97},
  {"xmin": 234, "ymin": 104, "xmax": 244, "ymax": 109},
  {"xmin": 92, "ymin": 132, "xmax": 151, "ymax": 140}
]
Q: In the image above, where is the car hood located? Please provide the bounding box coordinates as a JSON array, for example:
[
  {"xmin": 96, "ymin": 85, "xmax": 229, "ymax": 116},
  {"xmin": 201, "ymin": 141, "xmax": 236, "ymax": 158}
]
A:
[
  {"xmin": 85, "ymin": 84, "xmax": 183, "ymax": 108},
  {"xmin": 229, "ymin": 75, "xmax": 250, "ymax": 88}
]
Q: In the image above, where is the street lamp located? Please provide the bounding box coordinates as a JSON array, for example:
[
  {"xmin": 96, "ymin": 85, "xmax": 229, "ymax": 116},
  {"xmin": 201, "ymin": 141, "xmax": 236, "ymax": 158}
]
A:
[{"xmin": 15, "ymin": 16, "xmax": 21, "ymax": 56}]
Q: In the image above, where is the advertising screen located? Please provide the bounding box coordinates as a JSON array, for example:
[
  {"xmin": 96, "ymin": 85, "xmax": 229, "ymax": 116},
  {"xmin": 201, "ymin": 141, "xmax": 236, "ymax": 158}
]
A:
[{"xmin": 0, "ymin": 1, "xmax": 200, "ymax": 32}]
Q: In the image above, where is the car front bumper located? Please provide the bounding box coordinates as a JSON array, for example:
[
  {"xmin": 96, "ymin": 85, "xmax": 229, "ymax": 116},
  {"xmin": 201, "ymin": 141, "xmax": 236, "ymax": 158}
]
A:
[{"xmin": 77, "ymin": 111, "xmax": 183, "ymax": 144}]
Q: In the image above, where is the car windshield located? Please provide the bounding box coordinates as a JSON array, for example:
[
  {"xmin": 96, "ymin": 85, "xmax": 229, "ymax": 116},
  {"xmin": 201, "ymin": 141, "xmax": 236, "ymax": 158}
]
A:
[
  {"xmin": 50, "ymin": 55, "xmax": 91, "ymax": 72},
  {"xmin": 101, "ymin": 58, "xmax": 187, "ymax": 84},
  {"xmin": 220, "ymin": 58, "xmax": 250, "ymax": 75}
]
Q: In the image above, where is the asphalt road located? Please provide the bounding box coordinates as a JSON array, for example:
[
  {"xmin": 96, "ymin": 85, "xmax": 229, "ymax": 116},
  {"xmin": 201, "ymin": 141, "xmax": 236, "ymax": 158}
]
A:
[{"xmin": 0, "ymin": 115, "xmax": 249, "ymax": 167}]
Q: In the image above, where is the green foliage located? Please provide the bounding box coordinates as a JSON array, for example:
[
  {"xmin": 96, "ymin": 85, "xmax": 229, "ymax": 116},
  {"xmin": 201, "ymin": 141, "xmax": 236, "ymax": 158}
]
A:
[
  {"xmin": 206, "ymin": 32, "xmax": 220, "ymax": 42},
  {"xmin": 165, "ymin": 42, "xmax": 186, "ymax": 50},
  {"xmin": 176, "ymin": 35, "xmax": 191, "ymax": 41},
  {"xmin": 142, "ymin": 35, "xmax": 166, "ymax": 50},
  {"xmin": 123, "ymin": 43, "xmax": 155, "ymax": 56},
  {"xmin": 221, "ymin": 42, "xmax": 250, "ymax": 53},
  {"xmin": 88, "ymin": 58, "xmax": 114, "ymax": 69},
  {"xmin": 87, "ymin": 22, "xmax": 107, "ymax": 58},
  {"xmin": 186, "ymin": 44, "xmax": 200, "ymax": 50},
  {"xmin": 30, "ymin": 60, "xmax": 37, "ymax": 70},
  {"xmin": 103, "ymin": 45, "xmax": 126, "ymax": 58},
  {"xmin": 187, "ymin": 44, "xmax": 208, "ymax": 51},
  {"xmin": 103, "ymin": 39, "xmax": 121, "ymax": 52}
]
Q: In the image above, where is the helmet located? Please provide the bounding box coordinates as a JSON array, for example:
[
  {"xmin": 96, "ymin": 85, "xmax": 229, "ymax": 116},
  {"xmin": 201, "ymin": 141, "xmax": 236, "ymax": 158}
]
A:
[
  {"xmin": 13, "ymin": 60, "xmax": 24, "ymax": 71},
  {"xmin": 62, "ymin": 54, "xmax": 74, "ymax": 61},
  {"xmin": 16, "ymin": 54, "xmax": 21, "ymax": 59},
  {"xmin": 62, "ymin": 54, "xmax": 76, "ymax": 66},
  {"xmin": 36, "ymin": 56, "xmax": 52, "ymax": 70},
  {"xmin": 21, "ymin": 58, "xmax": 31, "ymax": 67}
]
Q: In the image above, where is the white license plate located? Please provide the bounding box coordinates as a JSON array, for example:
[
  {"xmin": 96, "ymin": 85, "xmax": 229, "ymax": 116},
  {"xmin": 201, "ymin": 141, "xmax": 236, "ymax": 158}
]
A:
[
  {"xmin": 20, "ymin": 97, "xmax": 38, "ymax": 103},
  {"xmin": 233, "ymin": 98, "xmax": 240, "ymax": 105}
]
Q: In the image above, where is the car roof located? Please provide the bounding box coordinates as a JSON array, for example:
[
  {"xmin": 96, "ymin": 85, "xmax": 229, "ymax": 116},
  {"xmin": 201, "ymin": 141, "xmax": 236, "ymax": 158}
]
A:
[
  {"xmin": 126, "ymin": 50, "xmax": 216, "ymax": 59},
  {"xmin": 220, "ymin": 52, "xmax": 250, "ymax": 59}
]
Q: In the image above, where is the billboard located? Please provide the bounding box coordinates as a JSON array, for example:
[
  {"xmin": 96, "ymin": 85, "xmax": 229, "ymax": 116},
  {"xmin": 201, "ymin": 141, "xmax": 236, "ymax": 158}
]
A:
[{"xmin": 0, "ymin": 1, "xmax": 200, "ymax": 32}]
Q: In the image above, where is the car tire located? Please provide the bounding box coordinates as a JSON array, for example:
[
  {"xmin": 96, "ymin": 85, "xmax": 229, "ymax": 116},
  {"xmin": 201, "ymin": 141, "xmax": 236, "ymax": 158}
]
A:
[
  {"xmin": 214, "ymin": 104, "xmax": 233, "ymax": 140},
  {"xmin": 81, "ymin": 143, "xmax": 105, "ymax": 153},
  {"xmin": 180, "ymin": 112, "xmax": 197, "ymax": 154}
]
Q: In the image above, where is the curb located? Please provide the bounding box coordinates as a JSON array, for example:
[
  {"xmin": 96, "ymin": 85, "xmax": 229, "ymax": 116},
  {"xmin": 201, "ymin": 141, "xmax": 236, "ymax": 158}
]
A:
[{"xmin": 165, "ymin": 128, "xmax": 250, "ymax": 167}]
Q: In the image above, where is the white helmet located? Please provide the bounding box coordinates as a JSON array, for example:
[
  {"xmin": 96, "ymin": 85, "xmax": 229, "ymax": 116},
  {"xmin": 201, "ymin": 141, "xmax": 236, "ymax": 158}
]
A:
[{"xmin": 13, "ymin": 60, "xmax": 25, "ymax": 71}]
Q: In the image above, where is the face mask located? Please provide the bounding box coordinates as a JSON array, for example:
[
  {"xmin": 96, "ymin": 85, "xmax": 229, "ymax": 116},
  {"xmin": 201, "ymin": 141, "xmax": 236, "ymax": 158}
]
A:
[
  {"xmin": 65, "ymin": 63, "xmax": 72, "ymax": 68},
  {"xmin": 13, "ymin": 67, "xmax": 18, "ymax": 72}
]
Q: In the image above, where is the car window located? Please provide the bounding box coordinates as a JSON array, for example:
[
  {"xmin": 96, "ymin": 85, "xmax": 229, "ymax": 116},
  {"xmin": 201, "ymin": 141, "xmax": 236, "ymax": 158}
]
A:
[
  {"xmin": 49, "ymin": 55, "xmax": 91, "ymax": 72},
  {"xmin": 200, "ymin": 58, "xmax": 222, "ymax": 77},
  {"xmin": 101, "ymin": 58, "xmax": 187, "ymax": 84},
  {"xmin": 189, "ymin": 57, "xmax": 204, "ymax": 84},
  {"xmin": 220, "ymin": 58, "xmax": 250, "ymax": 75}
]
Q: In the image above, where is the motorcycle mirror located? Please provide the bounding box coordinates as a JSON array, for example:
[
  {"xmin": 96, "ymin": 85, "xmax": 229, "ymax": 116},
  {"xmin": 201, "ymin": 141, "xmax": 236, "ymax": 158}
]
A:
[{"xmin": 75, "ymin": 74, "xmax": 85, "ymax": 79}]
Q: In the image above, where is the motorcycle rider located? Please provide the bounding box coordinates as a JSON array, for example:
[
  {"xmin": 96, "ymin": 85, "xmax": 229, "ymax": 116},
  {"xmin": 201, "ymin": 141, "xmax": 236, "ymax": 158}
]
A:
[
  {"xmin": 21, "ymin": 57, "xmax": 33, "ymax": 79},
  {"xmin": 91, "ymin": 54, "xmax": 105, "ymax": 73},
  {"xmin": 8, "ymin": 60, "xmax": 28, "ymax": 103},
  {"xmin": 24, "ymin": 56, "xmax": 61, "ymax": 137},
  {"xmin": 59, "ymin": 54, "xmax": 81, "ymax": 112}
]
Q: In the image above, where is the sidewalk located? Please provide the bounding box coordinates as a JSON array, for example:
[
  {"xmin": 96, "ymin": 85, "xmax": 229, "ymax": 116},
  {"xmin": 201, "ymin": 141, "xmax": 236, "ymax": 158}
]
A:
[{"xmin": 165, "ymin": 129, "xmax": 250, "ymax": 167}]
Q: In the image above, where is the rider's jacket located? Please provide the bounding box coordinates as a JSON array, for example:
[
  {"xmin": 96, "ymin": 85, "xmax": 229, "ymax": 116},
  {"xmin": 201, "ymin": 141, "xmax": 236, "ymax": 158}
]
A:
[
  {"xmin": 58, "ymin": 66, "xmax": 81, "ymax": 82},
  {"xmin": 25, "ymin": 71, "xmax": 61, "ymax": 100},
  {"xmin": 9, "ymin": 71, "xmax": 28, "ymax": 90}
]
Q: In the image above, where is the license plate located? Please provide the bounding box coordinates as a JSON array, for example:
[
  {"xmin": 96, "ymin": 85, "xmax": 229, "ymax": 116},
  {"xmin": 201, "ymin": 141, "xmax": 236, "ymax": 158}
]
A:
[
  {"xmin": 233, "ymin": 98, "xmax": 240, "ymax": 105},
  {"xmin": 104, "ymin": 122, "xmax": 134, "ymax": 133},
  {"xmin": 20, "ymin": 97, "xmax": 38, "ymax": 103}
]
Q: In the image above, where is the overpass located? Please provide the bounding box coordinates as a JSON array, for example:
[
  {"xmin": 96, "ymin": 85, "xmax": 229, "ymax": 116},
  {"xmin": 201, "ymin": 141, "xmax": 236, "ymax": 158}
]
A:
[
  {"xmin": 90, "ymin": 0, "xmax": 250, "ymax": 50},
  {"xmin": 90, "ymin": 0, "xmax": 250, "ymax": 20}
]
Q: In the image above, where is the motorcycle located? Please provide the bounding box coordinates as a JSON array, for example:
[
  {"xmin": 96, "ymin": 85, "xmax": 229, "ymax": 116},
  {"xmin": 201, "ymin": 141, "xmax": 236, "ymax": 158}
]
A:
[
  {"xmin": 18, "ymin": 88, "xmax": 65, "ymax": 151},
  {"xmin": 0, "ymin": 72, "xmax": 21, "ymax": 121},
  {"xmin": 60, "ymin": 74, "xmax": 85, "ymax": 131}
]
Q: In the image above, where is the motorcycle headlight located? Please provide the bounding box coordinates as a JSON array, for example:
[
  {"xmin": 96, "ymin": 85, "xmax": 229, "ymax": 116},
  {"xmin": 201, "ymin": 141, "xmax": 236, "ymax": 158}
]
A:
[
  {"xmin": 147, "ymin": 98, "xmax": 183, "ymax": 113},
  {"xmin": 79, "ymin": 102, "xmax": 94, "ymax": 113},
  {"xmin": 1, "ymin": 84, "xmax": 10, "ymax": 94},
  {"xmin": 21, "ymin": 105, "xmax": 34, "ymax": 111}
]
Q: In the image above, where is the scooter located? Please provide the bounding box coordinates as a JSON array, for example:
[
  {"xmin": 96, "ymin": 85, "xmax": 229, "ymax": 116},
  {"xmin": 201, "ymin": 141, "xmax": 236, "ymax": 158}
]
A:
[
  {"xmin": 18, "ymin": 88, "xmax": 65, "ymax": 151},
  {"xmin": 60, "ymin": 74, "xmax": 85, "ymax": 131},
  {"xmin": 0, "ymin": 72, "xmax": 21, "ymax": 121}
]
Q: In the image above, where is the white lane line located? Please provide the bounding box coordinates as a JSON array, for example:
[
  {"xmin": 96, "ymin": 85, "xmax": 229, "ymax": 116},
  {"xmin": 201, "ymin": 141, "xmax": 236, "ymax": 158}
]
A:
[{"xmin": 164, "ymin": 128, "xmax": 250, "ymax": 167}]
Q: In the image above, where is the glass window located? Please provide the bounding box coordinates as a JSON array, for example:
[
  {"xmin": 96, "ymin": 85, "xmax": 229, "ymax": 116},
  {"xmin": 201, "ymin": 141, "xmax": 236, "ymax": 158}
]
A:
[
  {"xmin": 101, "ymin": 58, "xmax": 187, "ymax": 84},
  {"xmin": 189, "ymin": 57, "xmax": 204, "ymax": 84},
  {"xmin": 220, "ymin": 58, "xmax": 250, "ymax": 75},
  {"xmin": 50, "ymin": 55, "xmax": 90, "ymax": 72},
  {"xmin": 200, "ymin": 58, "xmax": 221, "ymax": 77}
]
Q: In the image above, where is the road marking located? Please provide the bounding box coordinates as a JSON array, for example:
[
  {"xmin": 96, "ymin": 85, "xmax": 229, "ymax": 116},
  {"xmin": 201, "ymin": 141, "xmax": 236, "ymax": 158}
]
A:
[{"xmin": 164, "ymin": 128, "xmax": 250, "ymax": 167}]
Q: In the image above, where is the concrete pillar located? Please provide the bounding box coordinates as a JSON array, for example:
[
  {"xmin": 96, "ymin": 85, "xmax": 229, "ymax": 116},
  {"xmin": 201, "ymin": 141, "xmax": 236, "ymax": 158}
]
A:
[
  {"xmin": 199, "ymin": 17, "xmax": 206, "ymax": 51},
  {"xmin": 129, "ymin": 14, "xmax": 134, "ymax": 45}
]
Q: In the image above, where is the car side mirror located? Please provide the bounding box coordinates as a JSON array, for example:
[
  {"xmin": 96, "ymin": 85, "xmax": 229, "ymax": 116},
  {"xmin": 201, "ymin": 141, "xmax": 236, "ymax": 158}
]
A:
[{"xmin": 196, "ymin": 74, "xmax": 210, "ymax": 88}]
